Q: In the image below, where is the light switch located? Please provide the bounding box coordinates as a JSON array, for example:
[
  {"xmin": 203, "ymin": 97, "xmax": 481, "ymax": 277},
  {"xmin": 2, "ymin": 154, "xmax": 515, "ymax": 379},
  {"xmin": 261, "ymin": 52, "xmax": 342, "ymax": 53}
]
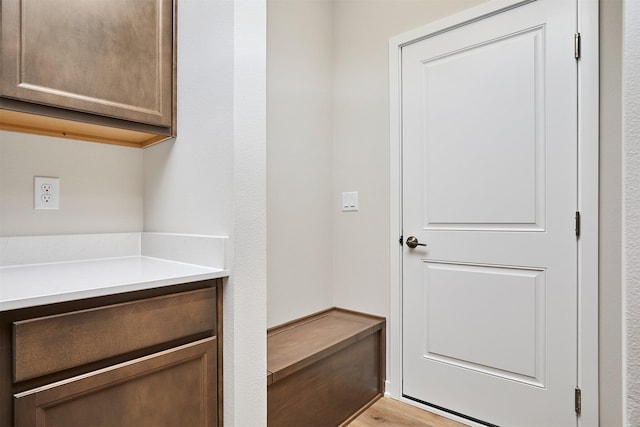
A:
[{"xmin": 342, "ymin": 191, "xmax": 358, "ymax": 212}]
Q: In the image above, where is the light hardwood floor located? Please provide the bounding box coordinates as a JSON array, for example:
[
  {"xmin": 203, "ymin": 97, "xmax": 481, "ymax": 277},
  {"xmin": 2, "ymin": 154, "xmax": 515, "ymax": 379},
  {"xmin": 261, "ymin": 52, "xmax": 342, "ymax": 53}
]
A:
[{"xmin": 348, "ymin": 397, "xmax": 469, "ymax": 427}]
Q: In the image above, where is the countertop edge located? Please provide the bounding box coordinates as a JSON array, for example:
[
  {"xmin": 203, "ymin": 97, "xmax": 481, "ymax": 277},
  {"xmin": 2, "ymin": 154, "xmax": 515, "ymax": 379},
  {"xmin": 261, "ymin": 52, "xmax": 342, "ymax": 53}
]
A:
[{"xmin": 0, "ymin": 257, "xmax": 229, "ymax": 311}]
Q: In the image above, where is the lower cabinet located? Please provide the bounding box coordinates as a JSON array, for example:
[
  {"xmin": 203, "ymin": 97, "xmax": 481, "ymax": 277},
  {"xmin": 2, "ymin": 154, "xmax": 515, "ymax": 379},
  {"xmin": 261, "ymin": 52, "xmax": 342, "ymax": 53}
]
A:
[{"xmin": 0, "ymin": 280, "xmax": 222, "ymax": 427}]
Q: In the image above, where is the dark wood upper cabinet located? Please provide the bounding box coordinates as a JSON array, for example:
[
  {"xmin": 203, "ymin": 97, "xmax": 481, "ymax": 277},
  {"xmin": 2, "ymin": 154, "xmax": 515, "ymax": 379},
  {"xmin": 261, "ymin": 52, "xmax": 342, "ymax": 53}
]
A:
[{"xmin": 0, "ymin": 0, "xmax": 176, "ymax": 147}]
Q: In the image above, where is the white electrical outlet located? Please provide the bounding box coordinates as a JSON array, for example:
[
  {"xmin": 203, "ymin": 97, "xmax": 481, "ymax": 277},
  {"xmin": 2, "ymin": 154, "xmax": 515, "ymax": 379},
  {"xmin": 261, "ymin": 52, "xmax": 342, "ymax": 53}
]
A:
[{"xmin": 34, "ymin": 176, "xmax": 60, "ymax": 210}]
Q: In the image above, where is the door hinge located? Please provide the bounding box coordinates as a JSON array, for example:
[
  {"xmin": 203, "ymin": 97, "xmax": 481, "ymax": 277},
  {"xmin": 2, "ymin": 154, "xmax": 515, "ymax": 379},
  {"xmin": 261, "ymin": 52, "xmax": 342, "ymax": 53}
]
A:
[
  {"xmin": 574, "ymin": 32, "xmax": 581, "ymax": 60},
  {"xmin": 575, "ymin": 211, "xmax": 581, "ymax": 238},
  {"xmin": 575, "ymin": 387, "xmax": 582, "ymax": 415}
]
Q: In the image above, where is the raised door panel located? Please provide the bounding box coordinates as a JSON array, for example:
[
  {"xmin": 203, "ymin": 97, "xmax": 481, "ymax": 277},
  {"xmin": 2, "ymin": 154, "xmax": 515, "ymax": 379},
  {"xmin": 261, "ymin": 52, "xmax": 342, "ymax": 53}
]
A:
[
  {"xmin": 421, "ymin": 29, "xmax": 544, "ymax": 230},
  {"xmin": 1, "ymin": 0, "xmax": 173, "ymax": 127},
  {"xmin": 14, "ymin": 338, "xmax": 217, "ymax": 427},
  {"xmin": 423, "ymin": 262, "xmax": 545, "ymax": 385}
]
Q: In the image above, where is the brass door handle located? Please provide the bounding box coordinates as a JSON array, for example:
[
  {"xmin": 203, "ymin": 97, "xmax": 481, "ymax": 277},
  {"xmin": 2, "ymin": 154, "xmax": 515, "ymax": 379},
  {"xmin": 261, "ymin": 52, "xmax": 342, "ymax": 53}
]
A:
[{"xmin": 405, "ymin": 236, "xmax": 426, "ymax": 248}]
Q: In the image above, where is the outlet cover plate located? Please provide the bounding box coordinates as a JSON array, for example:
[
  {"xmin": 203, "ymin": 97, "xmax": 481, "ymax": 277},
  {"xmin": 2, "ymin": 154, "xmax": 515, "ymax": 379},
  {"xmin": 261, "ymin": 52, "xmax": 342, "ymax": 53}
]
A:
[{"xmin": 34, "ymin": 176, "xmax": 60, "ymax": 210}]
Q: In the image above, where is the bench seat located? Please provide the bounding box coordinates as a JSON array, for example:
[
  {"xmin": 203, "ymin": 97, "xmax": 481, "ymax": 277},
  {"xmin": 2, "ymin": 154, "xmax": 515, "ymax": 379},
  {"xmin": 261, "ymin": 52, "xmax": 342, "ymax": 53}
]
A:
[{"xmin": 267, "ymin": 308, "xmax": 385, "ymax": 426}]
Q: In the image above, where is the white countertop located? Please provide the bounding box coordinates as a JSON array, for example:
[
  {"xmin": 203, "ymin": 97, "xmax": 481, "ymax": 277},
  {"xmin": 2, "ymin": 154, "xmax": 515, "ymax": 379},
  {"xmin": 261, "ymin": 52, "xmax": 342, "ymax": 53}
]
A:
[{"xmin": 0, "ymin": 256, "xmax": 228, "ymax": 311}]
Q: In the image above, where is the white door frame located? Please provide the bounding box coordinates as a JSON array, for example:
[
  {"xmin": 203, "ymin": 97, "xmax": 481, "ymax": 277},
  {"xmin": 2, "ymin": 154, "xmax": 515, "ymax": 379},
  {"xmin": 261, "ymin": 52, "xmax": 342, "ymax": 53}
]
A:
[{"xmin": 388, "ymin": 1, "xmax": 599, "ymax": 425}]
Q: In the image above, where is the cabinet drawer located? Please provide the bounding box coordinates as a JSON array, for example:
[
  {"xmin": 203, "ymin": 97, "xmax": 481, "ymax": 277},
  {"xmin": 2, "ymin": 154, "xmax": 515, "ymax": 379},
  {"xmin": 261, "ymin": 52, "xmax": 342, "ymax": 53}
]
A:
[
  {"xmin": 13, "ymin": 287, "xmax": 215, "ymax": 382},
  {"xmin": 15, "ymin": 337, "xmax": 217, "ymax": 427}
]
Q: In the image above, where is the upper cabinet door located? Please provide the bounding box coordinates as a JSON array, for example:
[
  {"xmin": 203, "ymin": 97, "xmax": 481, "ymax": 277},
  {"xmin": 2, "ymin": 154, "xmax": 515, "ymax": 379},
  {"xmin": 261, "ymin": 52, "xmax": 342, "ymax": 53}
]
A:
[{"xmin": 1, "ymin": 0, "xmax": 173, "ymax": 127}]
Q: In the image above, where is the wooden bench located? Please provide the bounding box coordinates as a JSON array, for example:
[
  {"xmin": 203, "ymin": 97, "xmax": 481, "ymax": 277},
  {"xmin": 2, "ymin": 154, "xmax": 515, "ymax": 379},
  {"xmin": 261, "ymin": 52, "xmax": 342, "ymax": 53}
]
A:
[{"xmin": 267, "ymin": 308, "xmax": 386, "ymax": 427}]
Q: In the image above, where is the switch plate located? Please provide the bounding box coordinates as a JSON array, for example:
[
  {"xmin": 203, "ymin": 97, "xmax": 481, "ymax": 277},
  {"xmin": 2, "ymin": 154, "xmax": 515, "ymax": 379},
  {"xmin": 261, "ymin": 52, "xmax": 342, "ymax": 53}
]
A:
[
  {"xmin": 342, "ymin": 191, "xmax": 358, "ymax": 211},
  {"xmin": 34, "ymin": 176, "xmax": 60, "ymax": 210}
]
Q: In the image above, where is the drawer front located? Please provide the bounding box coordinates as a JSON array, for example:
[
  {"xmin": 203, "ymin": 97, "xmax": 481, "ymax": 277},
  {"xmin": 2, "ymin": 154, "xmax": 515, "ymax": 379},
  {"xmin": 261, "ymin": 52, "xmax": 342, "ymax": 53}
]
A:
[
  {"xmin": 13, "ymin": 287, "xmax": 215, "ymax": 382},
  {"xmin": 15, "ymin": 337, "xmax": 217, "ymax": 427}
]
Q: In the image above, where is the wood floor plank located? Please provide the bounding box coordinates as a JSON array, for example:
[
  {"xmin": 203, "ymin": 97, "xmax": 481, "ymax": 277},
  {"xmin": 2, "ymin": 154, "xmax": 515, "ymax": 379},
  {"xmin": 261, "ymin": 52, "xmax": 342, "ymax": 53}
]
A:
[{"xmin": 348, "ymin": 398, "xmax": 468, "ymax": 427}]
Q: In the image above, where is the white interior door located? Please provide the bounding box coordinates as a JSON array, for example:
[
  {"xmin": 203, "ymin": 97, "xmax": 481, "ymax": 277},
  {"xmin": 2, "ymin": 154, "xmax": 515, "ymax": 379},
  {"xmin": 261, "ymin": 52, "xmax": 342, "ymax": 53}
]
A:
[{"xmin": 401, "ymin": 1, "xmax": 578, "ymax": 426}]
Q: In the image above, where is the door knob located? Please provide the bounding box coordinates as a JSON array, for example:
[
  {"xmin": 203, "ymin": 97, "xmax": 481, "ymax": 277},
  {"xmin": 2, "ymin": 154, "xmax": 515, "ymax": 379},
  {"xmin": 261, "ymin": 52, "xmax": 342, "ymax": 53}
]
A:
[{"xmin": 405, "ymin": 236, "xmax": 426, "ymax": 248}]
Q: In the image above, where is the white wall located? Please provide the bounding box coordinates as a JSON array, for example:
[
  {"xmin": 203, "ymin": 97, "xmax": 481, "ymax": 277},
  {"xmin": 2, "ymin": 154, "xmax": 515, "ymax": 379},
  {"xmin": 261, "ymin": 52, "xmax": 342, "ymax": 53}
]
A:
[
  {"xmin": 267, "ymin": 0, "xmax": 334, "ymax": 327},
  {"xmin": 623, "ymin": 0, "xmax": 640, "ymax": 424},
  {"xmin": 331, "ymin": 0, "xmax": 487, "ymax": 317},
  {"xmin": 143, "ymin": 0, "xmax": 234, "ymax": 236},
  {"xmin": 226, "ymin": 0, "xmax": 267, "ymax": 425},
  {"xmin": 266, "ymin": 0, "xmax": 489, "ymax": 327},
  {"xmin": 0, "ymin": 131, "xmax": 142, "ymax": 236},
  {"xmin": 600, "ymin": 0, "xmax": 623, "ymax": 425},
  {"xmin": 143, "ymin": 0, "xmax": 267, "ymax": 425}
]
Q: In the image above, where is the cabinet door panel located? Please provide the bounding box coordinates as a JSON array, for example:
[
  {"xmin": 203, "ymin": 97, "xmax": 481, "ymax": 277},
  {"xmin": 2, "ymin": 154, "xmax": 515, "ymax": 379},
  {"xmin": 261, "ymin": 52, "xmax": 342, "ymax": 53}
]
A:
[
  {"xmin": 15, "ymin": 338, "xmax": 217, "ymax": 427},
  {"xmin": 1, "ymin": 0, "xmax": 173, "ymax": 127}
]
